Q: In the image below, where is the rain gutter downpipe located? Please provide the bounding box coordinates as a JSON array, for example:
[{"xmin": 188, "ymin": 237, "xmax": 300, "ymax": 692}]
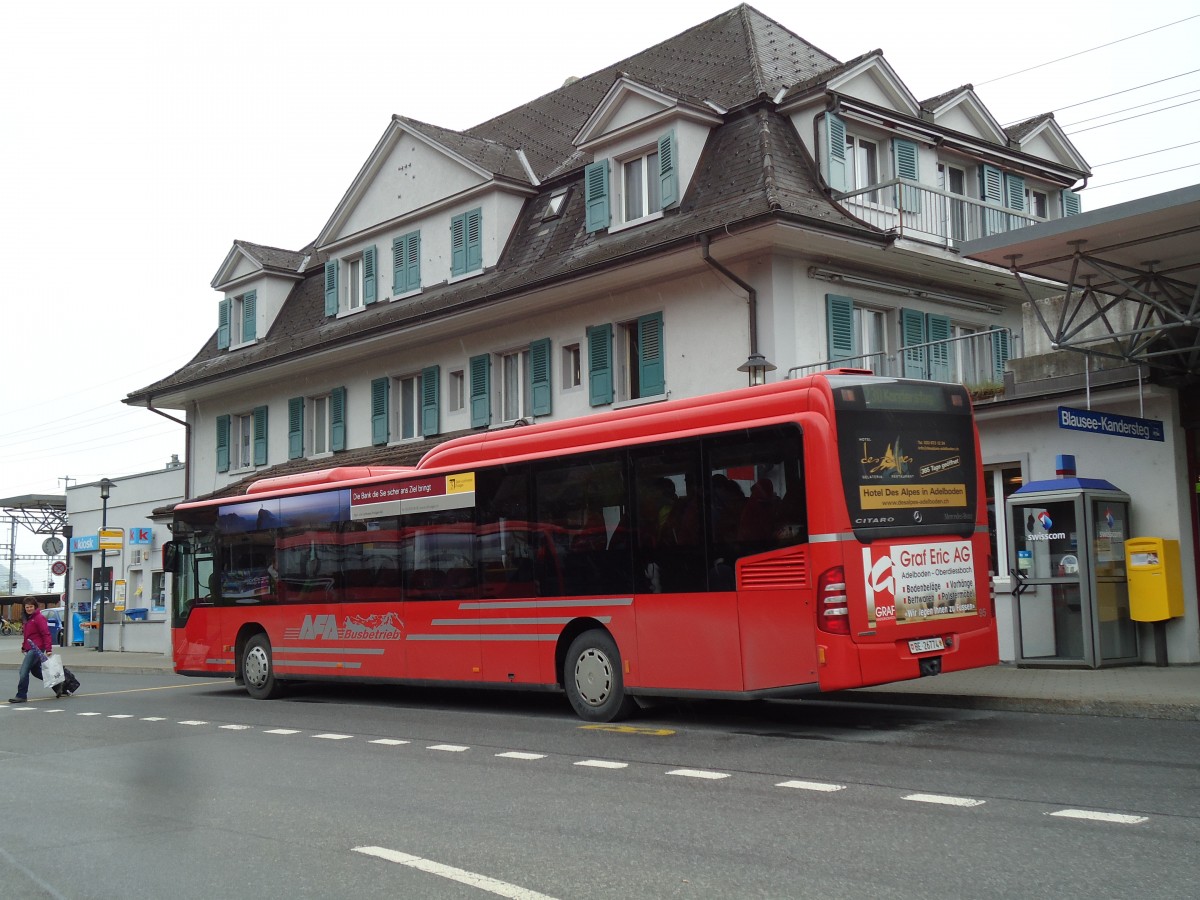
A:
[
  {"xmin": 701, "ymin": 234, "xmax": 774, "ymax": 384},
  {"xmin": 146, "ymin": 399, "xmax": 192, "ymax": 500}
]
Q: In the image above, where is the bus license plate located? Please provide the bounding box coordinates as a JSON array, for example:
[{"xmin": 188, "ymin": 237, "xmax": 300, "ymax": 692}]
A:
[{"xmin": 908, "ymin": 638, "xmax": 945, "ymax": 655}]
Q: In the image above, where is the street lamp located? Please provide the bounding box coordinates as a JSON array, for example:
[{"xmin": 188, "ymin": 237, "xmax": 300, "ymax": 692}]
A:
[{"xmin": 97, "ymin": 478, "xmax": 113, "ymax": 653}]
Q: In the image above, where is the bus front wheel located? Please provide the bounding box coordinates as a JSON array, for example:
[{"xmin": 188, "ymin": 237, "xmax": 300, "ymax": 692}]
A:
[
  {"xmin": 564, "ymin": 630, "xmax": 635, "ymax": 722},
  {"xmin": 243, "ymin": 634, "xmax": 283, "ymax": 700}
]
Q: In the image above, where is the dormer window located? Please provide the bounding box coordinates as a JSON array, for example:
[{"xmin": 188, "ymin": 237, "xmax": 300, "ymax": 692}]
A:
[
  {"xmin": 846, "ymin": 136, "xmax": 880, "ymax": 201},
  {"xmin": 585, "ymin": 130, "xmax": 678, "ymax": 234},
  {"xmin": 217, "ymin": 289, "xmax": 256, "ymax": 350}
]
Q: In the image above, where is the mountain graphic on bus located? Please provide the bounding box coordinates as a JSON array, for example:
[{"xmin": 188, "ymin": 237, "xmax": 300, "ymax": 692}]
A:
[{"xmin": 869, "ymin": 438, "xmax": 910, "ymax": 478}]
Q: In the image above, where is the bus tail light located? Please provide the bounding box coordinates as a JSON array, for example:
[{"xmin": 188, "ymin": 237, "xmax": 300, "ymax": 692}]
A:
[{"xmin": 817, "ymin": 566, "xmax": 850, "ymax": 635}]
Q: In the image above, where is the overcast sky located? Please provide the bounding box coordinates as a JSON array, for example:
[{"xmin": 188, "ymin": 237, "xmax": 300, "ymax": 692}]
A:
[{"xmin": 3, "ymin": 0, "xmax": 1198, "ymax": 578}]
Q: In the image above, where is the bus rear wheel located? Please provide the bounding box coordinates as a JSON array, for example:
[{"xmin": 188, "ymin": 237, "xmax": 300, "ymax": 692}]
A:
[
  {"xmin": 564, "ymin": 630, "xmax": 635, "ymax": 722},
  {"xmin": 243, "ymin": 634, "xmax": 283, "ymax": 700}
]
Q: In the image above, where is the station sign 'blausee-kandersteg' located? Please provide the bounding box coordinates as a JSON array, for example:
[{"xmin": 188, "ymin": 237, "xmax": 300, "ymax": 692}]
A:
[{"xmin": 1057, "ymin": 406, "xmax": 1165, "ymax": 442}]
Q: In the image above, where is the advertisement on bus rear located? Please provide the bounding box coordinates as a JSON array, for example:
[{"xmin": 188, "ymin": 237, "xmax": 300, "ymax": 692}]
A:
[{"xmin": 861, "ymin": 540, "xmax": 978, "ymax": 627}]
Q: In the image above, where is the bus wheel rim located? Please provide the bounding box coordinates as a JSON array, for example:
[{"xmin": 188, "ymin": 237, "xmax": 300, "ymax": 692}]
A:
[
  {"xmin": 245, "ymin": 645, "xmax": 270, "ymax": 688},
  {"xmin": 574, "ymin": 648, "xmax": 613, "ymax": 707}
]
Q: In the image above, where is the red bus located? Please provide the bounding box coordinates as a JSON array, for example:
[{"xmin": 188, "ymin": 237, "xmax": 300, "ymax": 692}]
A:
[{"xmin": 166, "ymin": 371, "xmax": 998, "ymax": 721}]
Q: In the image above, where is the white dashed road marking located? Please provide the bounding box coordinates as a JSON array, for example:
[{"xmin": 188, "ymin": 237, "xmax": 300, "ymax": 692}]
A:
[
  {"xmin": 904, "ymin": 793, "xmax": 986, "ymax": 808},
  {"xmin": 314, "ymin": 733, "xmax": 354, "ymax": 740},
  {"xmin": 370, "ymin": 738, "xmax": 410, "ymax": 746},
  {"xmin": 668, "ymin": 768, "xmax": 729, "ymax": 780},
  {"xmin": 497, "ymin": 751, "xmax": 546, "ymax": 760},
  {"xmin": 428, "ymin": 743, "xmax": 470, "ymax": 752},
  {"xmin": 1049, "ymin": 809, "xmax": 1148, "ymax": 825},
  {"xmin": 574, "ymin": 759, "xmax": 627, "ymax": 769},
  {"xmin": 354, "ymin": 846, "xmax": 559, "ymax": 900},
  {"xmin": 264, "ymin": 728, "xmax": 300, "ymax": 734},
  {"xmin": 777, "ymin": 780, "xmax": 846, "ymax": 792}
]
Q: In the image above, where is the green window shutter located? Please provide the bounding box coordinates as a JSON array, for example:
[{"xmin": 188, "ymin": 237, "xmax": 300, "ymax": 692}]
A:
[
  {"xmin": 252, "ymin": 405, "xmax": 268, "ymax": 466},
  {"xmin": 825, "ymin": 294, "xmax": 855, "ymax": 360},
  {"xmin": 324, "ymin": 260, "xmax": 339, "ymax": 316},
  {"xmin": 469, "ymin": 354, "xmax": 491, "ymax": 428},
  {"xmin": 980, "ymin": 165, "xmax": 1005, "ymax": 236},
  {"xmin": 369, "ymin": 378, "xmax": 388, "ymax": 446},
  {"xmin": 658, "ymin": 130, "xmax": 678, "ymax": 209},
  {"xmin": 465, "ymin": 208, "xmax": 482, "ymax": 273},
  {"xmin": 450, "ymin": 213, "xmax": 466, "ymax": 276},
  {"xmin": 393, "ymin": 231, "xmax": 421, "ymax": 294},
  {"xmin": 529, "ymin": 338, "xmax": 552, "ymax": 417},
  {"xmin": 927, "ymin": 314, "xmax": 952, "ymax": 382},
  {"xmin": 217, "ymin": 299, "xmax": 231, "ymax": 349},
  {"xmin": 421, "ymin": 365, "xmax": 440, "ymax": 436},
  {"xmin": 991, "ymin": 329, "xmax": 1010, "ymax": 381},
  {"xmin": 215, "ymin": 414, "xmax": 230, "ymax": 473},
  {"xmin": 586, "ymin": 324, "xmax": 613, "ymax": 406},
  {"xmin": 331, "ymin": 386, "xmax": 347, "ymax": 452},
  {"xmin": 1062, "ymin": 190, "xmax": 1081, "ymax": 216},
  {"xmin": 241, "ymin": 290, "xmax": 257, "ymax": 342},
  {"xmin": 637, "ymin": 313, "xmax": 665, "ymax": 397},
  {"xmin": 900, "ymin": 308, "xmax": 927, "ymax": 379},
  {"xmin": 892, "ymin": 139, "xmax": 921, "ymax": 213},
  {"xmin": 1005, "ymin": 174, "xmax": 1026, "ymax": 211},
  {"xmin": 584, "ymin": 160, "xmax": 610, "ymax": 233},
  {"xmin": 287, "ymin": 397, "xmax": 304, "ymax": 459},
  {"xmin": 363, "ymin": 245, "xmax": 377, "ymax": 304},
  {"xmin": 825, "ymin": 113, "xmax": 848, "ymax": 192}
]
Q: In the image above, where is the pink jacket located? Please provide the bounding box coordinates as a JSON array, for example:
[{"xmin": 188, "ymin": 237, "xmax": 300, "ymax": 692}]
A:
[{"xmin": 21, "ymin": 610, "xmax": 51, "ymax": 655}]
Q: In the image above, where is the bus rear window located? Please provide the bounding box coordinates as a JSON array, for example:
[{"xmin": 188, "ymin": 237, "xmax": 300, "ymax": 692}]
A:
[{"xmin": 832, "ymin": 379, "xmax": 977, "ymax": 538}]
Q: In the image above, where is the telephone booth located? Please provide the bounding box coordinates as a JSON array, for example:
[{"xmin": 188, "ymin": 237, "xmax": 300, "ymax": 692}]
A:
[{"xmin": 1005, "ymin": 456, "xmax": 1139, "ymax": 668}]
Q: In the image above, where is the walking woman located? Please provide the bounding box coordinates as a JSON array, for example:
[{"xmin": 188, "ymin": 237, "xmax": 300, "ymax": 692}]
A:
[{"xmin": 9, "ymin": 600, "xmax": 54, "ymax": 703}]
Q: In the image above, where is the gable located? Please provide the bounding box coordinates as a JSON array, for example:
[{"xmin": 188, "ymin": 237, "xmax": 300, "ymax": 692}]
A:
[
  {"xmin": 827, "ymin": 56, "xmax": 919, "ymax": 117},
  {"xmin": 1016, "ymin": 125, "xmax": 1090, "ymax": 172},
  {"xmin": 928, "ymin": 93, "xmax": 1007, "ymax": 144},
  {"xmin": 330, "ymin": 130, "xmax": 490, "ymax": 245}
]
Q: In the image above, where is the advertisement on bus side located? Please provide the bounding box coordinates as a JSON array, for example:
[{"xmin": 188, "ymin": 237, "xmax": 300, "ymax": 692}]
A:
[{"xmin": 861, "ymin": 540, "xmax": 978, "ymax": 627}]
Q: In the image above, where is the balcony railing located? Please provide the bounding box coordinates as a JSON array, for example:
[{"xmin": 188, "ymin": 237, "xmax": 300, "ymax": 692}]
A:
[
  {"xmin": 834, "ymin": 179, "xmax": 1044, "ymax": 248},
  {"xmin": 788, "ymin": 328, "xmax": 1016, "ymax": 398}
]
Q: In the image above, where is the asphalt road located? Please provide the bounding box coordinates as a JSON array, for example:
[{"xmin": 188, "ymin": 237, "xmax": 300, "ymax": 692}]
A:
[{"xmin": 2, "ymin": 673, "xmax": 1198, "ymax": 899}]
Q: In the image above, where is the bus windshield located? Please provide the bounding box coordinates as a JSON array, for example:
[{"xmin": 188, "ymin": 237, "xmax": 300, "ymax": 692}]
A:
[{"xmin": 830, "ymin": 377, "xmax": 978, "ymax": 540}]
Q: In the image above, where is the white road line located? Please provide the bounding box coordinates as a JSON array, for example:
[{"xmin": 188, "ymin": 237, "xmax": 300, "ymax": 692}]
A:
[
  {"xmin": 667, "ymin": 768, "xmax": 730, "ymax": 780},
  {"xmin": 497, "ymin": 752, "xmax": 546, "ymax": 760},
  {"xmin": 314, "ymin": 733, "xmax": 355, "ymax": 740},
  {"xmin": 1049, "ymin": 809, "xmax": 1148, "ymax": 825},
  {"xmin": 264, "ymin": 728, "xmax": 300, "ymax": 735},
  {"xmin": 574, "ymin": 759, "xmax": 627, "ymax": 769},
  {"xmin": 370, "ymin": 739, "xmax": 410, "ymax": 746},
  {"xmin": 108, "ymin": 714, "xmax": 134, "ymax": 719},
  {"xmin": 777, "ymin": 780, "xmax": 846, "ymax": 792},
  {"xmin": 177, "ymin": 720, "xmax": 208, "ymax": 725},
  {"xmin": 353, "ymin": 846, "xmax": 559, "ymax": 900},
  {"xmin": 43, "ymin": 709, "xmax": 65, "ymax": 714},
  {"xmin": 141, "ymin": 717, "xmax": 166, "ymax": 721},
  {"xmin": 77, "ymin": 712, "xmax": 102, "ymax": 716},
  {"xmin": 220, "ymin": 724, "xmax": 252, "ymax": 730},
  {"xmin": 904, "ymin": 793, "xmax": 985, "ymax": 808},
  {"xmin": 428, "ymin": 743, "xmax": 470, "ymax": 752}
]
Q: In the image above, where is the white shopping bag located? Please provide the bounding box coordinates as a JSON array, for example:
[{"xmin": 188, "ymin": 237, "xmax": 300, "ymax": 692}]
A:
[{"xmin": 40, "ymin": 653, "xmax": 65, "ymax": 689}]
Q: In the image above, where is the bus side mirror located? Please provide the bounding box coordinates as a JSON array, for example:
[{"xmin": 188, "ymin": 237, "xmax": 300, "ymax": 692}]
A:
[{"xmin": 163, "ymin": 542, "xmax": 178, "ymax": 571}]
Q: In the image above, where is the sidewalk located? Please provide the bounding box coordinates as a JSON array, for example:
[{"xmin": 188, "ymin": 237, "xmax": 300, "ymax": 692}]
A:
[{"xmin": 11, "ymin": 641, "xmax": 1200, "ymax": 721}]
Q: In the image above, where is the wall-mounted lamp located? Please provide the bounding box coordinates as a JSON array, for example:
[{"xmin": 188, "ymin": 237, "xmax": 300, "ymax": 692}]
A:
[{"xmin": 738, "ymin": 352, "xmax": 777, "ymax": 386}]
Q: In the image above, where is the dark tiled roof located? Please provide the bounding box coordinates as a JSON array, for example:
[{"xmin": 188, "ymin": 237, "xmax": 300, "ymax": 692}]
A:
[
  {"xmin": 1006, "ymin": 113, "xmax": 1055, "ymax": 142},
  {"xmin": 234, "ymin": 240, "xmax": 307, "ymax": 273},
  {"xmin": 920, "ymin": 85, "xmax": 973, "ymax": 111},
  {"xmin": 776, "ymin": 49, "xmax": 880, "ymax": 103}
]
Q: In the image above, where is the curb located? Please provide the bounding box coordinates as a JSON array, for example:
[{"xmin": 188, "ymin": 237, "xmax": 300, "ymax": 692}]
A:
[{"xmin": 834, "ymin": 690, "xmax": 1200, "ymax": 722}]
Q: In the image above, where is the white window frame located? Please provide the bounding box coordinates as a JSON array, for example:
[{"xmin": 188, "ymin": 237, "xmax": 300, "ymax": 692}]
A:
[
  {"xmin": 855, "ymin": 304, "xmax": 888, "ymax": 362},
  {"xmin": 234, "ymin": 412, "xmax": 254, "ymax": 470},
  {"xmin": 448, "ymin": 370, "xmax": 465, "ymax": 413},
  {"xmin": 230, "ymin": 294, "xmax": 248, "ymax": 345},
  {"xmin": 562, "ymin": 342, "xmax": 582, "ymax": 391},
  {"xmin": 1027, "ymin": 188, "xmax": 1049, "ymax": 219},
  {"xmin": 344, "ymin": 255, "xmax": 364, "ymax": 312},
  {"xmin": 937, "ymin": 162, "xmax": 970, "ymax": 242},
  {"xmin": 847, "ymin": 135, "xmax": 880, "ymax": 202},
  {"xmin": 620, "ymin": 146, "xmax": 662, "ymax": 224},
  {"xmin": 310, "ymin": 394, "xmax": 332, "ymax": 456},
  {"xmin": 395, "ymin": 373, "xmax": 424, "ymax": 441},
  {"xmin": 499, "ymin": 349, "xmax": 531, "ymax": 422}
]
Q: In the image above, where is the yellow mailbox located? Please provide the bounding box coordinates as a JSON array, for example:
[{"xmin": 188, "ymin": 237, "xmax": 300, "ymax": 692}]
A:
[{"xmin": 1125, "ymin": 537, "xmax": 1184, "ymax": 621}]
